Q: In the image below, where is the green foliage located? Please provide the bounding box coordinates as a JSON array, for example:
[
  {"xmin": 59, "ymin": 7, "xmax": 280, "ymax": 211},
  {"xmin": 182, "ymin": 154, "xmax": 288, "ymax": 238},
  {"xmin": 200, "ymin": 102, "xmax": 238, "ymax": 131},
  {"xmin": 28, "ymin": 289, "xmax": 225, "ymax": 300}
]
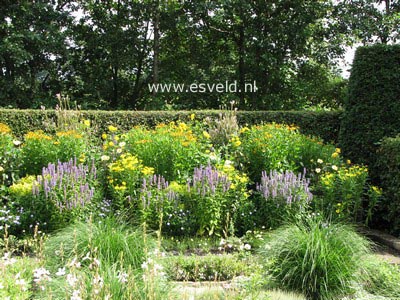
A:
[
  {"xmin": 261, "ymin": 217, "xmax": 371, "ymax": 300},
  {"xmin": 164, "ymin": 253, "xmax": 250, "ymax": 281},
  {"xmin": 238, "ymin": 123, "xmax": 341, "ymax": 183},
  {"xmin": 44, "ymin": 217, "xmax": 153, "ymax": 271},
  {"xmin": 0, "ymin": 109, "xmax": 342, "ymax": 143},
  {"xmin": 9, "ymin": 159, "xmax": 99, "ymax": 234},
  {"xmin": 254, "ymin": 170, "xmax": 313, "ymax": 230},
  {"xmin": 124, "ymin": 122, "xmax": 207, "ymax": 181},
  {"xmin": 339, "ymin": 44, "xmax": 400, "ymax": 174},
  {"xmin": 375, "ymin": 135, "xmax": 400, "ymax": 235},
  {"xmin": 317, "ymin": 165, "xmax": 369, "ymax": 222},
  {"xmin": 20, "ymin": 131, "xmax": 58, "ymax": 176},
  {"xmin": 0, "ymin": 127, "xmax": 20, "ymax": 186},
  {"xmin": 360, "ymin": 255, "xmax": 400, "ymax": 298}
]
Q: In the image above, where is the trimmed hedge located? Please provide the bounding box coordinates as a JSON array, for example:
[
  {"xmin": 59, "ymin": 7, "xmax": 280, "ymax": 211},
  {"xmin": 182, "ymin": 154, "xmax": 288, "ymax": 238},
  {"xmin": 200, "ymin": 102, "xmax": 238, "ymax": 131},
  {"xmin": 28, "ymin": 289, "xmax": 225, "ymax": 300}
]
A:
[
  {"xmin": 339, "ymin": 44, "xmax": 400, "ymax": 171},
  {"xmin": 376, "ymin": 136, "xmax": 400, "ymax": 236},
  {"xmin": 0, "ymin": 109, "xmax": 342, "ymax": 143}
]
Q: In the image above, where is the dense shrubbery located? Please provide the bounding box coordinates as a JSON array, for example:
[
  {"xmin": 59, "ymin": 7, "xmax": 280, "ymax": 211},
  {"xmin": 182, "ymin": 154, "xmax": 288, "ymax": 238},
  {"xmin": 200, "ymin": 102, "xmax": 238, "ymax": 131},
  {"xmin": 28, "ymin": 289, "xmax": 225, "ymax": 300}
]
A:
[
  {"xmin": 340, "ymin": 44, "xmax": 400, "ymax": 173},
  {"xmin": 0, "ymin": 109, "xmax": 341, "ymax": 142},
  {"xmin": 375, "ymin": 135, "xmax": 400, "ymax": 235}
]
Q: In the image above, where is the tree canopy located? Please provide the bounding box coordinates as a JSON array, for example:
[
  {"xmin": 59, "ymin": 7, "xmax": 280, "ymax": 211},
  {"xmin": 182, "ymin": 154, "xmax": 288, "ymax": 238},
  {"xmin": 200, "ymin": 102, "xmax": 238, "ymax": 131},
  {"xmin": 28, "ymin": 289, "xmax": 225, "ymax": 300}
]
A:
[{"xmin": 1, "ymin": 0, "xmax": 398, "ymax": 110}]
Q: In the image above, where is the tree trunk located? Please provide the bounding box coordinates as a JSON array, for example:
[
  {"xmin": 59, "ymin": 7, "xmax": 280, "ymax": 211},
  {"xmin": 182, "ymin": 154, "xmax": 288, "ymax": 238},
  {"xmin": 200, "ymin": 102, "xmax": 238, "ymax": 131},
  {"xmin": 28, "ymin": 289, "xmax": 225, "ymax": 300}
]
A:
[{"xmin": 153, "ymin": 0, "xmax": 160, "ymax": 96}]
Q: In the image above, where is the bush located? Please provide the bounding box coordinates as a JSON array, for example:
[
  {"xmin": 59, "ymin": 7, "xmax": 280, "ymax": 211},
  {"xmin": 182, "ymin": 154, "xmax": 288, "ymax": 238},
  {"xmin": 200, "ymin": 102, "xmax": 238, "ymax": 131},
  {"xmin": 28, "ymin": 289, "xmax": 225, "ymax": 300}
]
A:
[
  {"xmin": 254, "ymin": 170, "xmax": 313, "ymax": 229},
  {"xmin": 124, "ymin": 122, "xmax": 208, "ymax": 181},
  {"xmin": 239, "ymin": 124, "xmax": 341, "ymax": 183},
  {"xmin": 339, "ymin": 44, "xmax": 400, "ymax": 174},
  {"xmin": 132, "ymin": 163, "xmax": 249, "ymax": 237},
  {"xmin": 0, "ymin": 109, "xmax": 341, "ymax": 143},
  {"xmin": 261, "ymin": 216, "xmax": 371, "ymax": 300},
  {"xmin": 20, "ymin": 131, "xmax": 58, "ymax": 176},
  {"xmin": 317, "ymin": 165, "xmax": 369, "ymax": 222},
  {"xmin": 9, "ymin": 159, "xmax": 99, "ymax": 233},
  {"xmin": 375, "ymin": 135, "xmax": 400, "ymax": 235},
  {"xmin": 164, "ymin": 253, "xmax": 249, "ymax": 281},
  {"xmin": 0, "ymin": 125, "xmax": 21, "ymax": 186}
]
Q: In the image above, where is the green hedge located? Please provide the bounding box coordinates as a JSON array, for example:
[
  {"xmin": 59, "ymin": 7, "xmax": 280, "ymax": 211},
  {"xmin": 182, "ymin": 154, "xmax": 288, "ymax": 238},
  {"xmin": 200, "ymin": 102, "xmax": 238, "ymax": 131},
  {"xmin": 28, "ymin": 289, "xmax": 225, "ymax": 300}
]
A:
[
  {"xmin": 0, "ymin": 109, "xmax": 342, "ymax": 143},
  {"xmin": 375, "ymin": 136, "xmax": 400, "ymax": 236},
  {"xmin": 339, "ymin": 44, "xmax": 400, "ymax": 171}
]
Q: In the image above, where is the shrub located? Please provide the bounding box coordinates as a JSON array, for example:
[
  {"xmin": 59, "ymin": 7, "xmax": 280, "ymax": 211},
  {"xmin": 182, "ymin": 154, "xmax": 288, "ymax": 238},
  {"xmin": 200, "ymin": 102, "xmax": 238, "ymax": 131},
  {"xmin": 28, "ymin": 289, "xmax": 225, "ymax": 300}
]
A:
[
  {"xmin": 164, "ymin": 253, "xmax": 249, "ymax": 281},
  {"xmin": 255, "ymin": 170, "xmax": 313, "ymax": 229},
  {"xmin": 0, "ymin": 126, "xmax": 21, "ymax": 186},
  {"xmin": 124, "ymin": 122, "xmax": 208, "ymax": 181},
  {"xmin": 9, "ymin": 159, "xmax": 99, "ymax": 233},
  {"xmin": 0, "ymin": 109, "xmax": 341, "ymax": 143},
  {"xmin": 339, "ymin": 44, "xmax": 400, "ymax": 174},
  {"xmin": 317, "ymin": 165, "xmax": 368, "ymax": 222},
  {"xmin": 20, "ymin": 131, "xmax": 58, "ymax": 176},
  {"xmin": 261, "ymin": 217, "xmax": 371, "ymax": 300},
  {"xmin": 375, "ymin": 135, "xmax": 400, "ymax": 234},
  {"xmin": 239, "ymin": 124, "xmax": 341, "ymax": 183}
]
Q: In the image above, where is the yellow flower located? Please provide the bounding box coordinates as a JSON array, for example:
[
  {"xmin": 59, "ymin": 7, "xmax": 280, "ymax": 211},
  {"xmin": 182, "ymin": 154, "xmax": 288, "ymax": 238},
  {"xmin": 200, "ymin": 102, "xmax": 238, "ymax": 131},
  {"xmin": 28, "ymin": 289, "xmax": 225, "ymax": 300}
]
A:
[
  {"xmin": 0, "ymin": 123, "xmax": 11, "ymax": 134},
  {"xmin": 335, "ymin": 148, "xmax": 341, "ymax": 154},
  {"xmin": 331, "ymin": 152, "xmax": 339, "ymax": 158},
  {"xmin": 83, "ymin": 119, "xmax": 91, "ymax": 127},
  {"xmin": 336, "ymin": 209, "xmax": 341, "ymax": 214},
  {"xmin": 108, "ymin": 125, "xmax": 118, "ymax": 132},
  {"xmin": 0, "ymin": 166, "xmax": 4, "ymax": 172},
  {"xmin": 190, "ymin": 113, "xmax": 195, "ymax": 121},
  {"xmin": 346, "ymin": 159, "xmax": 351, "ymax": 165},
  {"xmin": 108, "ymin": 141, "xmax": 115, "ymax": 147},
  {"xmin": 141, "ymin": 166, "xmax": 155, "ymax": 176},
  {"xmin": 102, "ymin": 133, "xmax": 107, "ymax": 140},
  {"xmin": 203, "ymin": 131, "xmax": 211, "ymax": 139}
]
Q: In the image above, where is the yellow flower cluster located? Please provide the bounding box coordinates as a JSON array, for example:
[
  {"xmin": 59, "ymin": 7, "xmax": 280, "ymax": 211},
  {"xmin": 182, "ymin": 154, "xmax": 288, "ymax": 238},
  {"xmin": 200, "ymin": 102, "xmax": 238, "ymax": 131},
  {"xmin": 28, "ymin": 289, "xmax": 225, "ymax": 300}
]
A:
[
  {"xmin": 25, "ymin": 130, "xmax": 52, "ymax": 141},
  {"xmin": 56, "ymin": 130, "xmax": 83, "ymax": 139},
  {"xmin": 9, "ymin": 176, "xmax": 37, "ymax": 197},
  {"xmin": 0, "ymin": 123, "xmax": 11, "ymax": 134},
  {"xmin": 230, "ymin": 135, "xmax": 241, "ymax": 147},
  {"xmin": 109, "ymin": 153, "xmax": 141, "ymax": 172},
  {"xmin": 331, "ymin": 147, "xmax": 341, "ymax": 158}
]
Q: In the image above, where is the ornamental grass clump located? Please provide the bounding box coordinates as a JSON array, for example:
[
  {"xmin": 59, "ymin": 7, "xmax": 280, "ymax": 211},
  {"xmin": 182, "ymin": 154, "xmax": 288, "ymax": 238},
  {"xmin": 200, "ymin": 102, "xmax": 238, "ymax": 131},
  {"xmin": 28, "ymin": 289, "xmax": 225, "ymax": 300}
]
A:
[
  {"xmin": 261, "ymin": 217, "xmax": 371, "ymax": 300},
  {"xmin": 255, "ymin": 170, "xmax": 312, "ymax": 229}
]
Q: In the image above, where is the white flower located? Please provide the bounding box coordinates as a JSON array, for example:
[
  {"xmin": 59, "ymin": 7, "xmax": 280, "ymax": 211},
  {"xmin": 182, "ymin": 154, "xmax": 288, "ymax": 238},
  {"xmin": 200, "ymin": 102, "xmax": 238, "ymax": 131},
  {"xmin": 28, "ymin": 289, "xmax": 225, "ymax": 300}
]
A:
[
  {"xmin": 101, "ymin": 155, "xmax": 110, "ymax": 161},
  {"xmin": 332, "ymin": 165, "xmax": 338, "ymax": 171},
  {"xmin": 117, "ymin": 271, "xmax": 128, "ymax": 283},
  {"xmin": 71, "ymin": 290, "xmax": 82, "ymax": 300},
  {"xmin": 15, "ymin": 277, "xmax": 28, "ymax": 291},
  {"xmin": 56, "ymin": 267, "xmax": 66, "ymax": 276},
  {"xmin": 66, "ymin": 274, "xmax": 78, "ymax": 287},
  {"xmin": 317, "ymin": 159, "xmax": 323, "ymax": 164},
  {"xmin": 68, "ymin": 257, "xmax": 81, "ymax": 269},
  {"xmin": 118, "ymin": 141, "xmax": 126, "ymax": 147},
  {"xmin": 13, "ymin": 140, "xmax": 22, "ymax": 146},
  {"xmin": 33, "ymin": 267, "xmax": 51, "ymax": 283},
  {"xmin": 315, "ymin": 168, "xmax": 321, "ymax": 174},
  {"xmin": 116, "ymin": 148, "xmax": 122, "ymax": 154},
  {"xmin": 92, "ymin": 275, "xmax": 104, "ymax": 287},
  {"xmin": 244, "ymin": 244, "xmax": 252, "ymax": 250}
]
